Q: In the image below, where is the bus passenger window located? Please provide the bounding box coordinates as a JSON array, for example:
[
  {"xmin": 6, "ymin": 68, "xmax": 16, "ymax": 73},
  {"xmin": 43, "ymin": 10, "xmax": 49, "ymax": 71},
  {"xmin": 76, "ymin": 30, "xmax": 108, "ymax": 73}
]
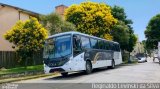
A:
[
  {"xmin": 105, "ymin": 41, "xmax": 110, "ymax": 50},
  {"xmin": 81, "ymin": 36, "xmax": 91, "ymax": 49},
  {"xmin": 98, "ymin": 40, "xmax": 104, "ymax": 49},
  {"xmin": 90, "ymin": 38, "xmax": 98, "ymax": 49},
  {"xmin": 117, "ymin": 44, "xmax": 120, "ymax": 52},
  {"xmin": 73, "ymin": 35, "xmax": 82, "ymax": 56}
]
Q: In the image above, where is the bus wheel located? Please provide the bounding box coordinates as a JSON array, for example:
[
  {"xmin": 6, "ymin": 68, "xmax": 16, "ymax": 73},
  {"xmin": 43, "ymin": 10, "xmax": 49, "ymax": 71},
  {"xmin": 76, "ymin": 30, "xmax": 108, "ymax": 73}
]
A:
[
  {"xmin": 85, "ymin": 61, "xmax": 92, "ymax": 74},
  {"xmin": 61, "ymin": 72, "xmax": 68, "ymax": 77},
  {"xmin": 109, "ymin": 60, "xmax": 115, "ymax": 69}
]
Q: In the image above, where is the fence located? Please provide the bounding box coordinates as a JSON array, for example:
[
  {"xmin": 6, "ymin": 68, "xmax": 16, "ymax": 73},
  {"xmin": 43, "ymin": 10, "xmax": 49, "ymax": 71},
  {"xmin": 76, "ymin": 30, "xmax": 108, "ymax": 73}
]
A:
[{"xmin": 0, "ymin": 51, "xmax": 43, "ymax": 69}]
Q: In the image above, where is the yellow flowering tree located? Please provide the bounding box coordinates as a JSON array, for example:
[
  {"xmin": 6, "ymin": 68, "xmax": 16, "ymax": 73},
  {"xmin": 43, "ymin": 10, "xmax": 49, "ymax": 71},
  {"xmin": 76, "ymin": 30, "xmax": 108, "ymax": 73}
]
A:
[
  {"xmin": 4, "ymin": 17, "xmax": 48, "ymax": 67},
  {"xmin": 65, "ymin": 1, "xmax": 117, "ymax": 40}
]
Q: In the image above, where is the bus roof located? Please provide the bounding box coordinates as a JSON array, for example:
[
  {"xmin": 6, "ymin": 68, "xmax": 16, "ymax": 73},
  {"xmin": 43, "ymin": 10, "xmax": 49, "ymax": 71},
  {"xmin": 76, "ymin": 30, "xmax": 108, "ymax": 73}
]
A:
[{"xmin": 48, "ymin": 31, "xmax": 119, "ymax": 44}]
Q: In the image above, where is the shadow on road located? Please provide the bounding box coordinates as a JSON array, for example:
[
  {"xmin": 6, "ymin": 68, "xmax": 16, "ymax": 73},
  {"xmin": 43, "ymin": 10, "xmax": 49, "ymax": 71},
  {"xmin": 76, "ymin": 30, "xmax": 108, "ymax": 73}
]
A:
[{"xmin": 44, "ymin": 64, "xmax": 137, "ymax": 81}]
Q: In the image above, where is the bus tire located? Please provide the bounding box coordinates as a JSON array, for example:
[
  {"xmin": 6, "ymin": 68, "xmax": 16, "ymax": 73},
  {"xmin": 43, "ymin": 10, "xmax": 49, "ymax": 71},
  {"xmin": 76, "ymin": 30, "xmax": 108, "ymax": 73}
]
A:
[
  {"xmin": 85, "ymin": 61, "xmax": 92, "ymax": 74},
  {"xmin": 109, "ymin": 59, "xmax": 115, "ymax": 69},
  {"xmin": 61, "ymin": 72, "xmax": 68, "ymax": 77}
]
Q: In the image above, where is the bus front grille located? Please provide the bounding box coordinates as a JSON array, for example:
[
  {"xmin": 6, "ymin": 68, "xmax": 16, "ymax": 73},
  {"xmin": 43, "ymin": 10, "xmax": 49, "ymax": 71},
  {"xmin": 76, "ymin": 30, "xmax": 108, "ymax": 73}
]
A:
[{"xmin": 49, "ymin": 68, "xmax": 65, "ymax": 73}]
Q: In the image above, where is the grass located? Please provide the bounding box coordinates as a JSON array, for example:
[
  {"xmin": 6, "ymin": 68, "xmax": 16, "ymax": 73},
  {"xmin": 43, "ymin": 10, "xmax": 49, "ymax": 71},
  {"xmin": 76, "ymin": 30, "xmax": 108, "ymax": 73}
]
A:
[
  {"xmin": 0, "ymin": 65, "xmax": 43, "ymax": 75},
  {"xmin": 0, "ymin": 73, "xmax": 57, "ymax": 84},
  {"xmin": 123, "ymin": 59, "xmax": 138, "ymax": 64},
  {"xmin": 0, "ymin": 65, "xmax": 58, "ymax": 84}
]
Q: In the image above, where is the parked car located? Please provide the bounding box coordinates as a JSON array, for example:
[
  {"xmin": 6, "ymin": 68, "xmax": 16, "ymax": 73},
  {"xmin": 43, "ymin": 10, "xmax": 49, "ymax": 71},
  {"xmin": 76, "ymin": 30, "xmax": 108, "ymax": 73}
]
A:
[{"xmin": 137, "ymin": 57, "xmax": 147, "ymax": 63}]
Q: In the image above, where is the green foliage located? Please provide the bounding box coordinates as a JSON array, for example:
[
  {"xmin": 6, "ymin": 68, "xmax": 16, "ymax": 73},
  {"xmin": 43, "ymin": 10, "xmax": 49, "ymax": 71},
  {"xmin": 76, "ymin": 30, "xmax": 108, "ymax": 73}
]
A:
[
  {"xmin": 40, "ymin": 13, "xmax": 75, "ymax": 35},
  {"xmin": 121, "ymin": 51, "xmax": 130, "ymax": 63},
  {"xmin": 111, "ymin": 21, "xmax": 130, "ymax": 50},
  {"xmin": 4, "ymin": 17, "xmax": 48, "ymax": 66},
  {"xmin": 111, "ymin": 5, "xmax": 133, "ymax": 25},
  {"xmin": 0, "ymin": 65, "xmax": 43, "ymax": 75},
  {"xmin": 142, "ymin": 40, "xmax": 148, "ymax": 53},
  {"xmin": 111, "ymin": 6, "xmax": 137, "ymax": 52},
  {"xmin": 61, "ymin": 21, "xmax": 76, "ymax": 32},
  {"xmin": 126, "ymin": 33, "xmax": 137, "ymax": 52},
  {"xmin": 65, "ymin": 1, "xmax": 117, "ymax": 40},
  {"xmin": 145, "ymin": 14, "xmax": 160, "ymax": 49}
]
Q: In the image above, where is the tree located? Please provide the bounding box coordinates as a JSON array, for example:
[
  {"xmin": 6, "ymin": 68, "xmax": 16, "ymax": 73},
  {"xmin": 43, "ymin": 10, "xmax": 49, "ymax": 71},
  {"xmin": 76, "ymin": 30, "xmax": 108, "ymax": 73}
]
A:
[
  {"xmin": 111, "ymin": 5, "xmax": 133, "ymax": 25},
  {"xmin": 111, "ymin": 21, "xmax": 130, "ymax": 50},
  {"xmin": 111, "ymin": 6, "xmax": 137, "ymax": 63},
  {"xmin": 145, "ymin": 14, "xmax": 160, "ymax": 49},
  {"xmin": 126, "ymin": 32, "xmax": 137, "ymax": 52},
  {"xmin": 4, "ymin": 17, "xmax": 48, "ymax": 67},
  {"xmin": 111, "ymin": 5, "xmax": 137, "ymax": 52},
  {"xmin": 61, "ymin": 21, "xmax": 76, "ymax": 32},
  {"xmin": 40, "ymin": 13, "xmax": 75, "ymax": 35},
  {"xmin": 64, "ymin": 1, "xmax": 117, "ymax": 40}
]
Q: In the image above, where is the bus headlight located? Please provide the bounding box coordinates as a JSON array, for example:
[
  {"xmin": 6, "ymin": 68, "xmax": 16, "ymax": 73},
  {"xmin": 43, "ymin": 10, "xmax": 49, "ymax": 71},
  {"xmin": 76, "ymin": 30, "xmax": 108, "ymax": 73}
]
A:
[{"xmin": 44, "ymin": 64, "xmax": 48, "ymax": 67}]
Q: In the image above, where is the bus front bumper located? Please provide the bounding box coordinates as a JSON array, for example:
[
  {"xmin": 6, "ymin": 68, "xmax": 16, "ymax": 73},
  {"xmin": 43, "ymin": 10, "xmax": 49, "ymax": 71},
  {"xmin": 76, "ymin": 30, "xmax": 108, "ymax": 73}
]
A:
[
  {"xmin": 44, "ymin": 64, "xmax": 65, "ymax": 74},
  {"xmin": 44, "ymin": 63, "xmax": 73, "ymax": 74}
]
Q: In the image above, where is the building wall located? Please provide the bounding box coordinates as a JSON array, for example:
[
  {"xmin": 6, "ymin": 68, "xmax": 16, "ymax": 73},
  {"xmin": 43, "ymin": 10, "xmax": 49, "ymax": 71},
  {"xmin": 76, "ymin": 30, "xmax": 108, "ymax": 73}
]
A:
[
  {"xmin": 55, "ymin": 5, "xmax": 68, "ymax": 17},
  {"xmin": 20, "ymin": 12, "xmax": 29, "ymax": 21},
  {"xmin": 0, "ymin": 6, "xmax": 30, "ymax": 51}
]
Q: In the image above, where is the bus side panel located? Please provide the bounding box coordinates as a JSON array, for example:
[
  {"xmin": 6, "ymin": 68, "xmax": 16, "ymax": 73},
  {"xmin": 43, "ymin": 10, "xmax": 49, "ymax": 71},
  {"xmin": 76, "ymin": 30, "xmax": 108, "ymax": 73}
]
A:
[
  {"xmin": 114, "ymin": 51, "xmax": 122, "ymax": 65},
  {"xmin": 67, "ymin": 52, "xmax": 86, "ymax": 71},
  {"xmin": 85, "ymin": 49, "xmax": 113, "ymax": 68}
]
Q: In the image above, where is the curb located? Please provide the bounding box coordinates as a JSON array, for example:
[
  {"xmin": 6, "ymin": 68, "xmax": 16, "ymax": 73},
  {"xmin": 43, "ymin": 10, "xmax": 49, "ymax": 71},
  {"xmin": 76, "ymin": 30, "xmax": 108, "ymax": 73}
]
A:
[{"xmin": 0, "ymin": 73, "xmax": 58, "ymax": 84}]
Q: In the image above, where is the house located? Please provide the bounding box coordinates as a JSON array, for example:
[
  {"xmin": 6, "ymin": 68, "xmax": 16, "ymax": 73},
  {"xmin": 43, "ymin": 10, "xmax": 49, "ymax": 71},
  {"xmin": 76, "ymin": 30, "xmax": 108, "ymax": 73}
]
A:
[
  {"xmin": 55, "ymin": 4, "xmax": 68, "ymax": 17},
  {"xmin": 0, "ymin": 3, "xmax": 39, "ymax": 51}
]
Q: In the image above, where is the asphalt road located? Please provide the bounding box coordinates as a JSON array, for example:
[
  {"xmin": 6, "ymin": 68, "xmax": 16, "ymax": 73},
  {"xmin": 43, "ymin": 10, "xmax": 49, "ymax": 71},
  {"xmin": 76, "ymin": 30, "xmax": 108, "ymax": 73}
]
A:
[
  {"xmin": 7, "ymin": 58, "xmax": 160, "ymax": 89},
  {"xmin": 16, "ymin": 58, "xmax": 160, "ymax": 83}
]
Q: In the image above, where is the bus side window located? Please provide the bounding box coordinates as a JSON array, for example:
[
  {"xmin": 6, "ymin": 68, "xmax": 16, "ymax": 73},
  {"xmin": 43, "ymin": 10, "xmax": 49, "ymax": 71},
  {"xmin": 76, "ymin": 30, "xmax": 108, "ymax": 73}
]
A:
[
  {"xmin": 109, "ymin": 43, "xmax": 113, "ymax": 50},
  {"xmin": 81, "ymin": 36, "xmax": 91, "ymax": 49},
  {"xmin": 99, "ymin": 40, "xmax": 104, "ymax": 49},
  {"xmin": 114, "ymin": 44, "xmax": 120, "ymax": 52},
  {"xmin": 98, "ymin": 40, "xmax": 103, "ymax": 49},
  {"xmin": 117, "ymin": 44, "xmax": 120, "ymax": 52},
  {"xmin": 105, "ymin": 41, "xmax": 110, "ymax": 50},
  {"xmin": 90, "ymin": 38, "xmax": 98, "ymax": 49},
  {"xmin": 73, "ymin": 35, "xmax": 82, "ymax": 56},
  {"xmin": 113, "ymin": 44, "xmax": 117, "ymax": 51},
  {"xmin": 110, "ymin": 42, "xmax": 115, "ymax": 51}
]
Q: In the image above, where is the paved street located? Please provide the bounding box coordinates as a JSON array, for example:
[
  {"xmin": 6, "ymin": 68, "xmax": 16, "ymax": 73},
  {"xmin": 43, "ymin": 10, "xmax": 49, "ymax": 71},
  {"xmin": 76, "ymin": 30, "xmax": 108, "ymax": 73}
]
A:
[
  {"xmin": 16, "ymin": 58, "xmax": 160, "ymax": 83},
  {"xmin": 1, "ymin": 58, "xmax": 158, "ymax": 89}
]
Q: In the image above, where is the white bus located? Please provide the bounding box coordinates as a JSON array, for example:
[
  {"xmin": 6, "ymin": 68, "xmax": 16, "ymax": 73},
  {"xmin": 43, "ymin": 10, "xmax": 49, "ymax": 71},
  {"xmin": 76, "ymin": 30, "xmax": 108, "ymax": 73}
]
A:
[{"xmin": 43, "ymin": 31, "xmax": 122, "ymax": 76}]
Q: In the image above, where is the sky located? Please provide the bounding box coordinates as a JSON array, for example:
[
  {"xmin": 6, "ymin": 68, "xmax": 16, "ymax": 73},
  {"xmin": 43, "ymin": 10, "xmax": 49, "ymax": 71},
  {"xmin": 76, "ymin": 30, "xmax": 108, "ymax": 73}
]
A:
[{"xmin": 0, "ymin": 0, "xmax": 160, "ymax": 41}]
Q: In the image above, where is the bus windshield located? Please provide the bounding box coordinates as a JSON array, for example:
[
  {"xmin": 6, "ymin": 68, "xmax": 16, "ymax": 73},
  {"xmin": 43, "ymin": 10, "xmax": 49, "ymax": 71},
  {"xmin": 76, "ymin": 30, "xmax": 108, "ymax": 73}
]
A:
[{"xmin": 43, "ymin": 35, "xmax": 72, "ymax": 59}]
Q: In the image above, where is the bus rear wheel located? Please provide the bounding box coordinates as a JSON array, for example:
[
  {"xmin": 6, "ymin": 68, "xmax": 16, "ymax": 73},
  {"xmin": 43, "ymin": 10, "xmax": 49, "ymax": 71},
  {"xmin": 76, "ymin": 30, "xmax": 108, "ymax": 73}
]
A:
[
  {"xmin": 61, "ymin": 72, "xmax": 68, "ymax": 77},
  {"xmin": 85, "ymin": 61, "xmax": 92, "ymax": 74}
]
